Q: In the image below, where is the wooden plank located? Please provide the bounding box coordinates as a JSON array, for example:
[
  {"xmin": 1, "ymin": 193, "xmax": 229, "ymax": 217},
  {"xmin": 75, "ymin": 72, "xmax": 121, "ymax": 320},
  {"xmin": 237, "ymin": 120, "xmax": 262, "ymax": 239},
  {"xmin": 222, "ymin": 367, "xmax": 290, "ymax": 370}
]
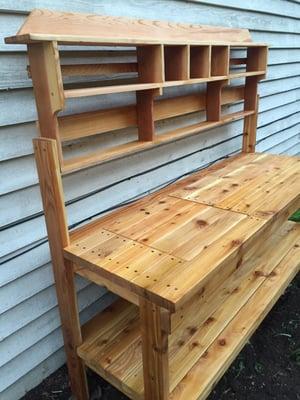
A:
[
  {"xmin": 5, "ymin": 9, "xmax": 254, "ymax": 45},
  {"xmin": 74, "ymin": 265, "xmax": 139, "ymax": 305},
  {"xmin": 64, "ymin": 82, "xmax": 161, "ymax": 98},
  {"xmin": 169, "ymin": 236, "xmax": 300, "ymax": 400},
  {"xmin": 27, "ymin": 41, "xmax": 64, "ymax": 162},
  {"xmin": 28, "ymin": 62, "xmax": 138, "ymax": 77},
  {"xmin": 206, "ymin": 81, "xmax": 225, "ymax": 121},
  {"xmin": 58, "ymin": 86, "xmax": 244, "ymax": 142},
  {"xmin": 140, "ymin": 298, "xmax": 170, "ymax": 400},
  {"xmin": 33, "ymin": 138, "xmax": 89, "ymax": 400},
  {"xmin": 211, "ymin": 46, "xmax": 229, "ymax": 76},
  {"xmin": 61, "ymin": 110, "xmax": 253, "ymax": 174}
]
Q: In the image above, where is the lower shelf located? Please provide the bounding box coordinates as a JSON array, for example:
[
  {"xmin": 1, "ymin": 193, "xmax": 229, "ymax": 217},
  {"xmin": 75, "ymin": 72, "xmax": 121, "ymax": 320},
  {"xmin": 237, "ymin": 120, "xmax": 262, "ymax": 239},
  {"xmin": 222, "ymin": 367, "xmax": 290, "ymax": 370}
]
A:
[{"xmin": 78, "ymin": 222, "xmax": 300, "ymax": 400}]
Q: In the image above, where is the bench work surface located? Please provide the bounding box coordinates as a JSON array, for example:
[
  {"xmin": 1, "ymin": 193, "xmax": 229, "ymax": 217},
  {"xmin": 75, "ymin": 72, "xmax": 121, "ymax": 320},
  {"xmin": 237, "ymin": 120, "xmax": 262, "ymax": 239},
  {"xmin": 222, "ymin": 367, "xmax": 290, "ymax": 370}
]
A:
[{"xmin": 64, "ymin": 152, "xmax": 300, "ymax": 312}]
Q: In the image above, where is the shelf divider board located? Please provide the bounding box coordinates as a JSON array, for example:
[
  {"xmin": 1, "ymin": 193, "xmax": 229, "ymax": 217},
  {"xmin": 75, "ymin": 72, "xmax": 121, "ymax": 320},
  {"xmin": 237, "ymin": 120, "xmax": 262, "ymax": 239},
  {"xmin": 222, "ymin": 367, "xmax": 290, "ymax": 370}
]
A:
[
  {"xmin": 190, "ymin": 45, "xmax": 211, "ymax": 79},
  {"xmin": 211, "ymin": 45, "xmax": 229, "ymax": 76},
  {"xmin": 136, "ymin": 89, "xmax": 156, "ymax": 141},
  {"xmin": 164, "ymin": 45, "xmax": 190, "ymax": 81}
]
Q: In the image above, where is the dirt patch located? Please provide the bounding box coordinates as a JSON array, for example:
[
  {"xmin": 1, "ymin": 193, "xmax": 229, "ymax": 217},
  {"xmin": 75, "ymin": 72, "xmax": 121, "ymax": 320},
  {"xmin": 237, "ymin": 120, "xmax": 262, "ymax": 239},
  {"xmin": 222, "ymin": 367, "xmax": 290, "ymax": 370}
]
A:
[{"xmin": 22, "ymin": 273, "xmax": 300, "ymax": 400}]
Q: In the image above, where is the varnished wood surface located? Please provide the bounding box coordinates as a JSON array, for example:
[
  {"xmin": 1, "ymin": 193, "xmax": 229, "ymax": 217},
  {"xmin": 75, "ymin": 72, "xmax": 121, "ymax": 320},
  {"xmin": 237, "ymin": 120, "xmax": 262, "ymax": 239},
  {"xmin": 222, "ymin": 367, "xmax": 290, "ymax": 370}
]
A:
[
  {"xmin": 77, "ymin": 220, "xmax": 300, "ymax": 399},
  {"xmin": 5, "ymin": 9, "xmax": 258, "ymax": 45},
  {"xmin": 64, "ymin": 153, "xmax": 300, "ymax": 311}
]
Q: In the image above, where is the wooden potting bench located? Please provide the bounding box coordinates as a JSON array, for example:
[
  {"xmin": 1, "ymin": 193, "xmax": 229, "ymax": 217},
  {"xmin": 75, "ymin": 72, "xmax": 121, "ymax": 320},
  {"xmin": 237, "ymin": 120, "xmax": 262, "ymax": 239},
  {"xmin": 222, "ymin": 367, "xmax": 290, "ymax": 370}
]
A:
[{"xmin": 6, "ymin": 9, "xmax": 300, "ymax": 400}]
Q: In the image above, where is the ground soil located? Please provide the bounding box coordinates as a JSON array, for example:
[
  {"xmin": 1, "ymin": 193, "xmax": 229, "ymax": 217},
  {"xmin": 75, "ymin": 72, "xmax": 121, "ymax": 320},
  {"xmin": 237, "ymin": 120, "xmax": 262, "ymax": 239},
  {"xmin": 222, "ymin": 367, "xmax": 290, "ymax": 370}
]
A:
[{"xmin": 22, "ymin": 273, "xmax": 300, "ymax": 400}]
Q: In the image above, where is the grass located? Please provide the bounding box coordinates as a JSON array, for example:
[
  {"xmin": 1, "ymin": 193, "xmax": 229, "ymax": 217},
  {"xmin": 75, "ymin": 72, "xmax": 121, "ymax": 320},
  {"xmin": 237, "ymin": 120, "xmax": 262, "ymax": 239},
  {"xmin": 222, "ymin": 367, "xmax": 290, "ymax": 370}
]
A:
[{"xmin": 289, "ymin": 209, "xmax": 300, "ymax": 222}]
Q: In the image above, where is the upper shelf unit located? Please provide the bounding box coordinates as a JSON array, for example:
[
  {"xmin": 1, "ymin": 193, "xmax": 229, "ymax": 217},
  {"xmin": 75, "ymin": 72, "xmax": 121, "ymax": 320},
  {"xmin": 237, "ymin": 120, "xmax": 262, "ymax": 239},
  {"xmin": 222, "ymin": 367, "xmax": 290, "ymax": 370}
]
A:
[
  {"xmin": 5, "ymin": 9, "xmax": 268, "ymax": 173},
  {"xmin": 63, "ymin": 44, "xmax": 267, "ymax": 98}
]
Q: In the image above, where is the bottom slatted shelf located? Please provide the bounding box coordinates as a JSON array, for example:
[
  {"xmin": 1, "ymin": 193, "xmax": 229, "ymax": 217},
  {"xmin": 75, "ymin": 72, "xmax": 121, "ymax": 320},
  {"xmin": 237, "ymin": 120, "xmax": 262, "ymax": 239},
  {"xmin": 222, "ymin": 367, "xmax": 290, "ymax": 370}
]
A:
[{"xmin": 78, "ymin": 221, "xmax": 300, "ymax": 400}]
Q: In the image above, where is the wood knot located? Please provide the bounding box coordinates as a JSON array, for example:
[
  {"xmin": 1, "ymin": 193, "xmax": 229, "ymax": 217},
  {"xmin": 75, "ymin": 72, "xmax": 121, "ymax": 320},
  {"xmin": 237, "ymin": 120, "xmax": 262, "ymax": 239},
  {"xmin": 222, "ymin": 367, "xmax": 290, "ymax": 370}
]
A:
[
  {"xmin": 218, "ymin": 338, "xmax": 226, "ymax": 346},
  {"xmin": 145, "ymin": 211, "xmax": 150, "ymax": 215},
  {"xmin": 142, "ymin": 238, "xmax": 149, "ymax": 242},
  {"xmin": 222, "ymin": 189, "xmax": 229, "ymax": 193},
  {"xmin": 191, "ymin": 341, "xmax": 200, "ymax": 348},
  {"xmin": 231, "ymin": 239, "xmax": 242, "ymax": 247},
  {"xmin": 236, "ymin": 257, "xmax": 243, "ymax": 269},
  {"xmin": 197, "ymin": 287, "xmax": 205, "ymax": 297},
  {"xmin": 177, "ymin": 340, "xmax": 185, "ymax": 347},
  {"xmin": 196, "ymin": 219, "xmax": 208, "ymax": 228},
  {"xmin": 202, "ymin": 350, "xmax": 209, "ymax": 358},
  {"xmin": 294, "ymin": 244, "xmax": 299, "ymax": 248},
  {"xmin": 188, "ymin": 326, "xmax": 198, "ymax": 335},
  {"xmin": 254, "ymin": 270, "xmax": 265, "ymax": 277},
  {"xmin": 205, "ymin": 317, "xmax": 215, "ymax": 325},
  {"xmin": 231, "ymin": 183, "xmax": 239, "ymax": 187},
  {"xmin": 158, "ymin": 200, "xmax": 166, "ymax": 204},
  {"xmin": 232, "ymin": 287, "xmax": 239, "ymax": 294}
]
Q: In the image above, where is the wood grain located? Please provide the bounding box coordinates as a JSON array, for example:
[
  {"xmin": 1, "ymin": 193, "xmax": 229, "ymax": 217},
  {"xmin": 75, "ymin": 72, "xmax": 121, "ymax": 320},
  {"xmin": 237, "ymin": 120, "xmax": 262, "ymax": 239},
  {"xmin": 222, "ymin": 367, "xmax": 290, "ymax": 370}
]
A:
[{"xmin": 6, "ymin": 9, "xmax": 254, "ymax": 45}]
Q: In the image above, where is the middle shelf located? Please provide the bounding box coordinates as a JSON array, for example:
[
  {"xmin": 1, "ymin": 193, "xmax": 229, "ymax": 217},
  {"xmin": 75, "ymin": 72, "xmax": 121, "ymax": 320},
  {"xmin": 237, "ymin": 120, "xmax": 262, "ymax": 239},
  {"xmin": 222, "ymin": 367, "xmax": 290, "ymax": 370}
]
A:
[{"xmin": 62, "ymin": 110, "xmax": 254, "ymax": 173}]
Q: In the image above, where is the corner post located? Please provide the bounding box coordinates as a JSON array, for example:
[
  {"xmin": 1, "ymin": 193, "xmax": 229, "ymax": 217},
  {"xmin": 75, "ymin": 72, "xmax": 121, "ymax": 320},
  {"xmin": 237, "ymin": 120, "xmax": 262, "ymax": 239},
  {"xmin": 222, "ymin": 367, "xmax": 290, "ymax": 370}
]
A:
[
  {"xmin": 33, "ymin": 138, "xmax": 89, "ymax": 400},
  {"xmin": 28, "ymin": 41, "xmax": 64, "ymax": 162},
  {"xmin": 140, "ymin": 297, "xmax": 170, "ymax": 400}
]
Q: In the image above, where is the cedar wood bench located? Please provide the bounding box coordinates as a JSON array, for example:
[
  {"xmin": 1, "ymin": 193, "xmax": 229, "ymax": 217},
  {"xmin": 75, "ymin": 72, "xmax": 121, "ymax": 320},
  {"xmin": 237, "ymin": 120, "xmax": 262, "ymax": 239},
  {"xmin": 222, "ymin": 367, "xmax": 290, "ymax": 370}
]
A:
[{"xmin": 6, "ymin": 9, "xmax": 300, "ymax": 400}]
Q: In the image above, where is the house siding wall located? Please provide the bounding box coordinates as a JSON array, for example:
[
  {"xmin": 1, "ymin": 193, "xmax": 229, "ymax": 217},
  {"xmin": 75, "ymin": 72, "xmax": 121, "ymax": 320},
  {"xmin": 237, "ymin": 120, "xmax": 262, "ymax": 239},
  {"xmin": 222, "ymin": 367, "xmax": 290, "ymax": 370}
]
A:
[{"xmin": 0, "ymin": 1, "xmax": 299, "ymax": 399}]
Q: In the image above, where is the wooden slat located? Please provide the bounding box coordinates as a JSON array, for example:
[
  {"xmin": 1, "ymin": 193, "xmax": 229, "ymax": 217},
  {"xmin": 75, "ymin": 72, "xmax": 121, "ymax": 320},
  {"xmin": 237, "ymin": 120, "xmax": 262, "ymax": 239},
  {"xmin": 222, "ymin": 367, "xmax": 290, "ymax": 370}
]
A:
[
  {"xmin": 33, "ymin": 138, "xmax": 88, "ymax": 400},
  {"xmin": 28, "ymin": 62, "xmax": 138, "ymax": 77},
  {"xmin": 230, "ymin": 57, "xmax": 247, "ymax": 65},
  {"xmin": 5, "ymin": 9, "xmax": 254, "ymax": 45},
  {"xmin": 58, "ymin": 86, "xmax": 244, "ymax": 143},
  {"xmin": 64, "ymin": 82, "xmax": 161, "ymax": 98},
  {"xmin": 169, "ymin": 235, "xmax": 300, "ymax": 400},
  {"xmin": 61, "ymin": 110, "xmax": 253, "ymax": 174}
]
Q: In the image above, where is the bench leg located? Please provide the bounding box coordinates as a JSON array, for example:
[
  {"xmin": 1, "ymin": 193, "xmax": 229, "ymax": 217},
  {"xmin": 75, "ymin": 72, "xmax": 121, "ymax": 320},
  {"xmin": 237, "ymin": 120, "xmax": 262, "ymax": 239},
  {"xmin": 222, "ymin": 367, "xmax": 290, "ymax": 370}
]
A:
[{"xmin": 140, "ymin": 298, "xmax": 170, "ymax": 400}]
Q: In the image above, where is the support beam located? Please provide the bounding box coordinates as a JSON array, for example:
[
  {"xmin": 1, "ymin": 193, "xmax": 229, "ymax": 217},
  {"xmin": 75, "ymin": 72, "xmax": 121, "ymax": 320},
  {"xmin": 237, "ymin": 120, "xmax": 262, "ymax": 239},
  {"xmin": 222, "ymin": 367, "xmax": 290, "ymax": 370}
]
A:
[
  {"xmin": 33, "ymin": 138, "xmax": 89, "ymax": 400},
  {"xmin": 140, "ymin": 298, "xmax": 170, "ymax": 400}
]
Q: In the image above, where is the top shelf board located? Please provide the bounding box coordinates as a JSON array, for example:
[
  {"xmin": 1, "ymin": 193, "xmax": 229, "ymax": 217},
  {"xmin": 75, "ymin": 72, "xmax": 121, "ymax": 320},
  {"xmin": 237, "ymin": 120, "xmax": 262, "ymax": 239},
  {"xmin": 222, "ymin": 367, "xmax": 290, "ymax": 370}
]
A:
[{"xmin": 5, "ymin": 9, "xmax": 266, "ymax": 47}]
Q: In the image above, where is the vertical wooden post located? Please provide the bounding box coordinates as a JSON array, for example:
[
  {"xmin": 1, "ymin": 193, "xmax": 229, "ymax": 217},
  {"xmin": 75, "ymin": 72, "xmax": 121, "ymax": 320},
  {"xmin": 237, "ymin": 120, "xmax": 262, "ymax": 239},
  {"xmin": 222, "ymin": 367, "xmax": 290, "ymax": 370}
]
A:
[
  {"xmin": 140, "ymin": 298, "xmax": 170, "ymax": 400},
  {"xmin": 206, "ymin": 81, "xmax": 226, "ymax": 121},
  {"xmin": 28, "ymin": 41, "xmax": 64, "ymax": 163},
  {"xmin": 243, "ymin": 94, "xmax": 259, "ymax": 153},
  {"xmin": 33, "ymin": 138, "xmax": 89, "ymax": 400},
  {"xmin": 136, "ymin": 45, "xmax": 164, "ymax": 141},
  {"xmin": 242, "ymin": 75, "xmax": 259, "ymax": 153}
]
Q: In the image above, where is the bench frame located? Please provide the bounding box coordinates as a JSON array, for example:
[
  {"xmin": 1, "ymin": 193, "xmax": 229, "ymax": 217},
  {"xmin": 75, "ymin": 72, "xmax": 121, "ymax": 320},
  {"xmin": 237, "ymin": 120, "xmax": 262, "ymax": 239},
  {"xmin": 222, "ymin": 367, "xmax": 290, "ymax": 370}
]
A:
[{"xmin": 6, "ymin": 9, "xmax": 288, "ymax": 400}]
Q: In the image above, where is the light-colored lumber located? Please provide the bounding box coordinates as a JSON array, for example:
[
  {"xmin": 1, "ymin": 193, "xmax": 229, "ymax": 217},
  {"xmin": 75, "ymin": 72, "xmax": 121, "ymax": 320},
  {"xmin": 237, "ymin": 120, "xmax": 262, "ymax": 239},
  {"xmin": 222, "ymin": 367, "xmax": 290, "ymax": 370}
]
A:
[
  {"xmin": 61, "ymin": 110, "xmax": 253, "ymax": 174},
  {"xmin": 64, "ymin": 153, "xmax": 300, "ymax": 312},
  {"xmin": 64, "ymin": 82, "xmax": 161, "ymax": 98},
  {"xmin": 27, "ymin": 41, "xmax": 64, "ymax": 161},
  {"xmin": 76, "ymin": 221, "xmax": 300, "ymax": 400},
  {"xmin": 140, "ymin": 298, "xmax": 170, "ymax": 400},
  {"xmin": 33, "ymin": 138, "xmax": 88, "ymax": 400},
  {"xmin": 58, "ymin": 86, "xmax": 244, "ymax": 142},
  {"xmin": 164, "ymin": 45, "xmax": 190, "ymax": 81},
  {"xmin": 190, "ymin": 45, "xmax": 210, "ymax": 78},
  {"xmin": 28, "ymin": 62, "xmax": 138, "ymax": 77},
  {"xmin": 5, "ymin": 9, "xmax": 254, "ymax": 45}
]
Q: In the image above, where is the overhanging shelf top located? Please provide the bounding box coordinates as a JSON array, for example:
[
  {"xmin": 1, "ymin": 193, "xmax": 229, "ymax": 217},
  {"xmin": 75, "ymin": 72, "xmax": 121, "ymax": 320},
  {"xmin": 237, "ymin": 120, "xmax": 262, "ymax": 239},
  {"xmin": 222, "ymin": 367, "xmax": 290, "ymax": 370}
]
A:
[{"xmin": 5, "ymin": 8, "xmax": 266, "ymax": 46}]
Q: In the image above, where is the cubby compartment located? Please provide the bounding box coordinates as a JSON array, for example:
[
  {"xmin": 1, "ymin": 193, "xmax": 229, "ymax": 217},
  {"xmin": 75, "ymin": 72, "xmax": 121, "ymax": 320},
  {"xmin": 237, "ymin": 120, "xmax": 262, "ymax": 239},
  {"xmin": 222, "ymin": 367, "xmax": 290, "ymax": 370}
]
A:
[
  {"xmin": 211, "ymin": 45, "xmax": 229, "ymax": 77},
  {"xmin": 190, "ymin": 45, "xmax": 210, "ymax": 78},
  {"xmin": 246, "ymin": 46, "xmax": 268, "ymax": 76},
  {"xmin": 164, "ymin": 45, "xmax": 189, "ymax": 81}
]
